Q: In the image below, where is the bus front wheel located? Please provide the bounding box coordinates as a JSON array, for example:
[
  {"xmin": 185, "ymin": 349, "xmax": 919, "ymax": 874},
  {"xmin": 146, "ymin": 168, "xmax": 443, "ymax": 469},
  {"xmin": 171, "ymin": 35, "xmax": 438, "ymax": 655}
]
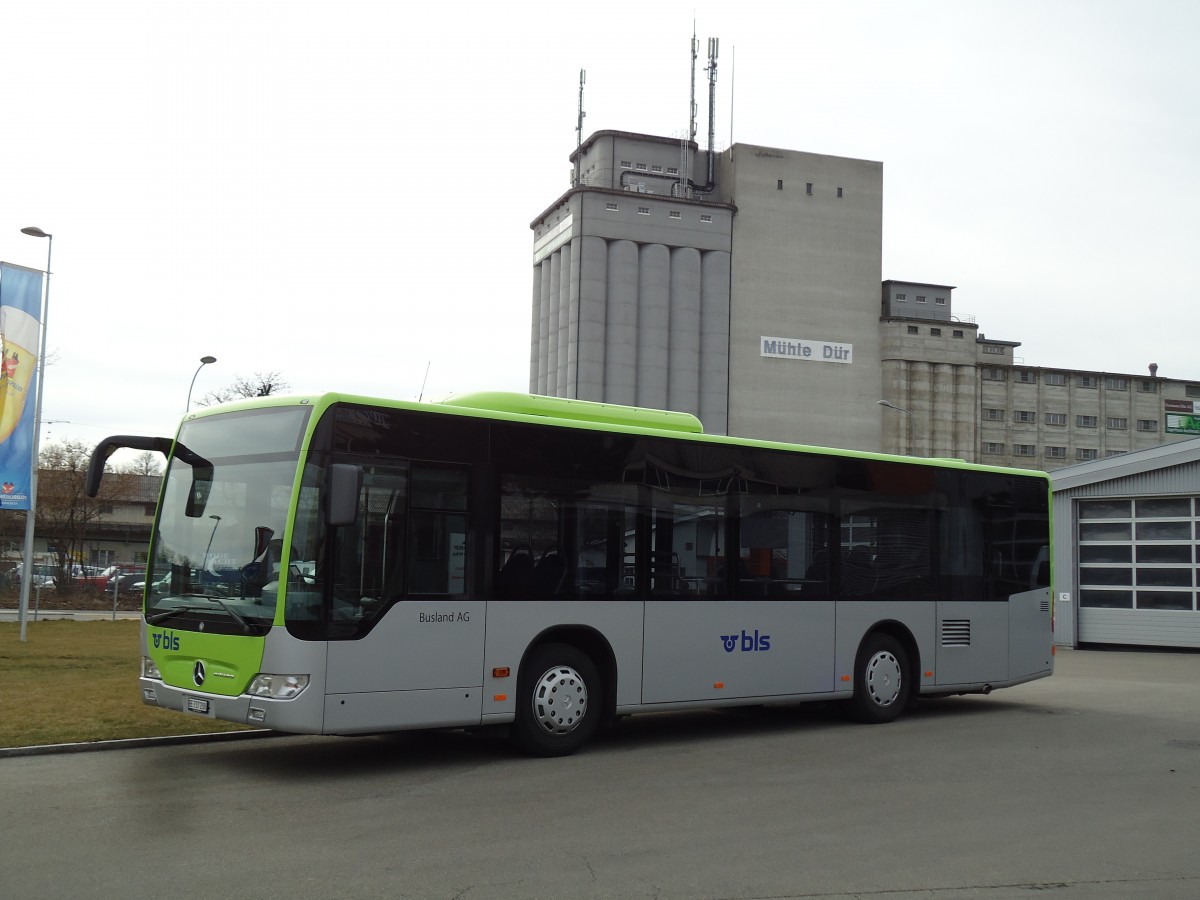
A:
[
  {"xmin": 847, "ymin": 633, "xmax": 911, "ymax": 724},
  {"xmin": 512, "ymin": 643, "xmax": 602, "ymax": 757}
]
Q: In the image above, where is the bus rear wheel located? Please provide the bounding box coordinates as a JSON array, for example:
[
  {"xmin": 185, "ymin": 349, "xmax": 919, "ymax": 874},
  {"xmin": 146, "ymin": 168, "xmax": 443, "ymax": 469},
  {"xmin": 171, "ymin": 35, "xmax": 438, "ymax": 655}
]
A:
[
  {"xmin": 512, "ymin": 643, "xmax": 602, "ymax": 757},
  {"xmin": 847, "ymin": 633, "xmax": 911, "ymax": 724}
]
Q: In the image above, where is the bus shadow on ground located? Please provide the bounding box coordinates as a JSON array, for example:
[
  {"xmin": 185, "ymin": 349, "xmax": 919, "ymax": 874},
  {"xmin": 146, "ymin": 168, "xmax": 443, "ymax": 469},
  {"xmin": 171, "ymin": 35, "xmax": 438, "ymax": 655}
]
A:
[{"xmin": 193, "ymin": 693, "xmax": 1028, "ymax": 779}]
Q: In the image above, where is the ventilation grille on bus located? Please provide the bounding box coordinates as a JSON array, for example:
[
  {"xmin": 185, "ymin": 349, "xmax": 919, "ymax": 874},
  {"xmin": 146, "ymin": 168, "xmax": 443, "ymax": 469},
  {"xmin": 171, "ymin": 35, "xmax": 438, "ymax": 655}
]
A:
[
  {"xmin": 1040, "ymin": 599, "xmax": 1051, "ymax": 613},
  {"xmin": 941, "ymin": 619, "xmax": 972, "ymax": 647}
]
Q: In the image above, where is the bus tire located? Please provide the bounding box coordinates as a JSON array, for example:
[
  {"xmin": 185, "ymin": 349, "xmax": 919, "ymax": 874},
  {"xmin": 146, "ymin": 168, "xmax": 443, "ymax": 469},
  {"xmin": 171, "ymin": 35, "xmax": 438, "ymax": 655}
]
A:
[
  {"xmin": 512, "ymin": 643, "xmax": 602, "ymax": 757},
  {"xmin": 847, "ymin": 633, "xmax": 910, "ymax": 724}
]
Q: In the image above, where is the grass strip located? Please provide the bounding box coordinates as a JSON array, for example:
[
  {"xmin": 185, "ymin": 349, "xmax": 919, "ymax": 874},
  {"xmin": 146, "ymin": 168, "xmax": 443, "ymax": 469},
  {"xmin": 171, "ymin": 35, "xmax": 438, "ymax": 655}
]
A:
[{"xmin": 1, "ymin": 619, "xmax": 250, "ymax": 748}]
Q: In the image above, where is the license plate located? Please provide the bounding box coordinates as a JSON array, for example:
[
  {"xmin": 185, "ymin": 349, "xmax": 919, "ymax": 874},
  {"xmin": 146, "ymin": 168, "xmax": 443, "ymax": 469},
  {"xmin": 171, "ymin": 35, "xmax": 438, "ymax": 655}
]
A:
[{"xmin": 186, "ymin": 697, "xmax": 210, "ymax": 715}]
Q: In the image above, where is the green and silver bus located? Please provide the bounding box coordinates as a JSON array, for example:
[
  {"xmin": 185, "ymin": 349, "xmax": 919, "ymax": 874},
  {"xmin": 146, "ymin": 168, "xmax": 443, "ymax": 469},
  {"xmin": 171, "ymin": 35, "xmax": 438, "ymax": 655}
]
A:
[{"xmin": 87, "ymin": 391, "xmax": 1053, "ymax": 756}]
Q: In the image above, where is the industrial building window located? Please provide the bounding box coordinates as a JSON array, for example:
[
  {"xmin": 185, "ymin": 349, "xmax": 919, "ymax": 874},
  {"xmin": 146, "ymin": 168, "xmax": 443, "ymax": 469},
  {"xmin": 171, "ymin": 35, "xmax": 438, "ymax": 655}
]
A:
[
  {"xmin": 915, "ymin": 295, "xmax": 927, "ymax": 303},
  {"xmin": 1045, "ymin": 412, "xmax": 1067, "ymax": 426},
  {"xmin": 1015, "ymin": 370, "xmax": 1035, "ymax": 384},
  {"xmin": 1076, "ymin": 448, "xmax": 1098, "ymax": 461},
  {"xmin": 1077, "ymin": 415, "xmax": 1098, "ymax": 428},
  {"xmin": 935, "ymin": 297, "xmax": 946, "ymax": 305},
  {"xmin": 777, "ymin": 179, "xmax": 784, "ymax": 190},
  {"xmin": 1013, "ymin": 410, "xmax": 1036, "ymax": 423},
  {"xmin": 637, "ymin": 206, "xmax": 650, "ymax": 215},
  {"xmin": 1044, "ymin": 372, "xmax": 1067, "ymax": 386},
  {"xmin": 1013, "ymin": 444, "xmax": 1036, "ymax": 457},
  {"xmin": 984, "ymin": 408, "xmax": 1005, "ymax": 421},
  {"xmin": 1187, "ymin": 385, "xmax": 1200, "ymax": 398},
  {"xmin": 667, "ymin": 166, "xmax": 678, "ymax": 175},
  {"xmin": 652, "ymin": 164, "xmax": 663, "ymax": 173},
  {"xmin": 1107, "ymin": 417, "xmax": 1128, "ymax": 430},
  {"xmin": 700, "ymin": 214, "xmax": 712, "ymax": 223},
  {"xmin": 895, "ymin": 293, "xmax": 907, "ymax": 301},
  {"xmin": 636, "ymin": 162, "xmax": 648, "ymax": 170},
  {"xmin": 1105, "ymin": 450, "xmax": 1129, "ymax": 458},
  {"xmin": 907, "ymin": 325, "xmax": 919, "ymax": 334},
  {"xmin": 620, "ymin": 160, "xmax": 632, "ymax": 169},
  {"xmin": 806, "ymin": 183, "xmax": 813, "ymax": 195},
  {"xmin": 1046, "ymin": 446, "xmax": 1067, "ymax": 459},
  {"xmin": 982, "ymin": 345, "xmax": 1005, "ymax": 354},
  {"xmin": 1137, "ymin": 380, "xmax": 1157, "ymax": 393},
  {"xmin": 930, "ymin": 327, "xmax": 942, "ymax": 336},
  {"xmin": 1078, "ymin": 375, "xmax": 1097, "ymax": 388},
  {"xmin": 953, "ymin": 330, "xmax": 964, "ymax": 338},
  {"xmin": 837, "ymin": 186, "xmax": 843, "ymax": 198},
  {"xmin": 982, "ymin": 368, "xmax": 1007, "ymax": 381},
  {"xmin": 1105, "ymin": 377, "xmax": 1129, "ymax": 391},
  {"xmin": 1137, "ymin": 419, "xmax": 1159, "ymax": 432},
  {"xmin": 668, "ymin": 211, "xmax": 681, "ymax": 220},
  {"xmin": 982, "ymin": 442, "xmax": 1005, "ymax": 455}
]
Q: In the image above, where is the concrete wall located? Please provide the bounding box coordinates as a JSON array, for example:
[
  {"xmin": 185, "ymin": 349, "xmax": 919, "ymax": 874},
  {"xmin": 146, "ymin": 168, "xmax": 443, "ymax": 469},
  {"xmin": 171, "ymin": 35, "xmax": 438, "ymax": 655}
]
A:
[
  {"xmin": 881, "ymin": 280, "xmax": 954, "ymax": 321},
  {"xmin": 880, "ymin": 320, "xmax": 980, "ymax": 457},
  {"xmin": 718, "ymin": 145, "xmax": 884, "ymax": 451}
]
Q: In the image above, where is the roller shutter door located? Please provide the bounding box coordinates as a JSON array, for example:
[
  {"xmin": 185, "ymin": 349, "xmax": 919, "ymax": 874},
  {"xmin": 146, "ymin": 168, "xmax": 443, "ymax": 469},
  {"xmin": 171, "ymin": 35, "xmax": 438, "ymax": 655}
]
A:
[{"xmin": 1076, "ymin": 497, "xmax": 1200, "ymax": 647}]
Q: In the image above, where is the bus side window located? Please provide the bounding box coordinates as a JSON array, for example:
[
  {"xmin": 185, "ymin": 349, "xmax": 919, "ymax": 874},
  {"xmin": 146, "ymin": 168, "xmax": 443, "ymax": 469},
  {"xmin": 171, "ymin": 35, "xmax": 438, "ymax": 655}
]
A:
[
  {"xmin": 407, "ymin": 467, "xmax": 470, "ymax": 596},
  {"xmin": 648, "ymin": 491, "xmax": 726, "ymax": 598},
  {"xmin": 737, "ymin": 504, "xmax": 832, "ymax": 599},
  {"xmin": 498, "ymin": 476, "xmax": 638, "ymax": 600}
]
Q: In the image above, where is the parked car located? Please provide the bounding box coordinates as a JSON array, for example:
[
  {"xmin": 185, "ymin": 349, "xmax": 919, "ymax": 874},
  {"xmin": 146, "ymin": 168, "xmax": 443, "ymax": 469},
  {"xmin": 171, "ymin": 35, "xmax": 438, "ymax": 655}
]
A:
[
  {"xmin": 106, "ymin": 567, "xmax": 146, "ymax": 593},
  {"xmin": 4, "ymin": 563, "xmax": 58, "ymax": 588},
  {"xmin": 79, "ymin": 565, "xmax": 121, "ymax": 589}
]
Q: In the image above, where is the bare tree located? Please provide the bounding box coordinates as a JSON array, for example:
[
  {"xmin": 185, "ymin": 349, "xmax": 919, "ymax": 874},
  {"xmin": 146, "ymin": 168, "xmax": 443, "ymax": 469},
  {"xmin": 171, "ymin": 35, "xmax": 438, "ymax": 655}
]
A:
[
  {"xmin": 196, "ymin": 371, "xmax": 291, "ymax": 407},
  {"xmin": 121, "ymin": 450, "xmax": 162, "ymax": 477},
  {"xmin": 29, "ymin": 440, "xmax": 130, "ymax": 592}
]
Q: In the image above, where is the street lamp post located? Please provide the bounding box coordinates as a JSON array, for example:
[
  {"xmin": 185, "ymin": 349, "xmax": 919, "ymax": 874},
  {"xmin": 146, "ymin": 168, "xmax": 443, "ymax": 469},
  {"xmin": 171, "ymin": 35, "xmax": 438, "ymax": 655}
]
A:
[
  {"xmin": 877, "ymin": 399, "xmax": 914, "ymax": 456},
  {"xmin": 186, "ymin": 355, "xmax": 217, "ymax": 411},
  {"xmin": 17, "ymin": 227, "xmax": 52, "ymax": 642}
]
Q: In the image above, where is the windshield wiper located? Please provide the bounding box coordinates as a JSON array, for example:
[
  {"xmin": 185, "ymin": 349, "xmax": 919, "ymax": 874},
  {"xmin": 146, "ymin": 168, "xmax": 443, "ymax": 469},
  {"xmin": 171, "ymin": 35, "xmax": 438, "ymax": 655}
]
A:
[
  {"xmin": 148, "ymin": 594, "xmax": 254, "ymax": 633},
  {"xmin": 146, "ymin": 605, "xmax": 207, "ymax": 625}
]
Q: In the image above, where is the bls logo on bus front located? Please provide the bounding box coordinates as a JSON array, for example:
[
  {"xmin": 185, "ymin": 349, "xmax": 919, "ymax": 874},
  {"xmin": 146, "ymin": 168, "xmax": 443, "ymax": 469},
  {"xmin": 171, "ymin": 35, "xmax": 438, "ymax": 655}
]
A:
[
  {"xmin": 720, "ymin": 630, "xmax": 771, "ymax": 652},
  {"xmin": 152, "ymin": 631, "xmax": 181, "ymax": 651}
]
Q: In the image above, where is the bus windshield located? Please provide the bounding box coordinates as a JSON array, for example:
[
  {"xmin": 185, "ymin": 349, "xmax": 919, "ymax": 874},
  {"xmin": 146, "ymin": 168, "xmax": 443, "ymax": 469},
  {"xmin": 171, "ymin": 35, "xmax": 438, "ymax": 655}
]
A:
[{"xmin": 144, "ymin": 405, "xmax": 311, "ymax": 635}]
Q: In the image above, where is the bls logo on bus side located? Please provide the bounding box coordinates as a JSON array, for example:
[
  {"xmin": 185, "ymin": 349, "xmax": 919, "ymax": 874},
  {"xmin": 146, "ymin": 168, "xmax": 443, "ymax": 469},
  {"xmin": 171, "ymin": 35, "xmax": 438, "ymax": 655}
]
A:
[{"xmin": 720, "ymin": 629, "xmax": 771, "ymax": 653}]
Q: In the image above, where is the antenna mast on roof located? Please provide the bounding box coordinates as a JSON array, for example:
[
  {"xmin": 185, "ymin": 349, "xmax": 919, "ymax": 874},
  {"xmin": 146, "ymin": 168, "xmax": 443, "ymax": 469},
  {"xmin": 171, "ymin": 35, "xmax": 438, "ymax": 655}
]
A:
[
  {"xmin": 706, "ymin": 37, "xmax": 719, "ymax": 188},
  {"xmin": 574, "ymin": 69, "xmax": 586, "ymax": 186},
  {"xmin": 682, "ymin": 27, "xmax": 699, "ymax": 199}
]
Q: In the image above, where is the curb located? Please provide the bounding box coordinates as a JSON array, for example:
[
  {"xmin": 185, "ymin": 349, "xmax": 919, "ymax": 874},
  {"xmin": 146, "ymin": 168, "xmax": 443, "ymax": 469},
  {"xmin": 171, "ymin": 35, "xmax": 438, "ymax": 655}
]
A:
[{"xmin": 0, "ymin": 728, "xmax": 280, "ymax": 759}]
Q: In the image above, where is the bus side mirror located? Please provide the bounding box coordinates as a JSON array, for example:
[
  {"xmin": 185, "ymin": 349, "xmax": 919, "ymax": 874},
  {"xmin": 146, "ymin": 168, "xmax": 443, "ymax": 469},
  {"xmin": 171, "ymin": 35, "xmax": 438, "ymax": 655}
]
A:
[
  {"xmin": 87, "ymin": 435, "xmax": 174, "ymax": 497},
  {"xmin": 326, "ymin": 464, "xmax": 362, "ymax": 527}
]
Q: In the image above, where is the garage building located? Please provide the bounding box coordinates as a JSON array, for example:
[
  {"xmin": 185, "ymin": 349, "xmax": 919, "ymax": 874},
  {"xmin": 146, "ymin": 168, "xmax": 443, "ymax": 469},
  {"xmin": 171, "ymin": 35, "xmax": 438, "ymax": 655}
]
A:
[{"xmin": 1051, "ymin": 438, "xmax": 1200, "ymax": 648}]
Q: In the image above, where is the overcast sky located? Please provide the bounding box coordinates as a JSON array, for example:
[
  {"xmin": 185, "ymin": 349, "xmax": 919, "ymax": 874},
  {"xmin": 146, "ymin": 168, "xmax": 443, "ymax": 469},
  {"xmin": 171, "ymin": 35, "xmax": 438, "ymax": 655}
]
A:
[{"xmin": 1, "ymin": 0, "xmax": 1196, "ymax": 459}]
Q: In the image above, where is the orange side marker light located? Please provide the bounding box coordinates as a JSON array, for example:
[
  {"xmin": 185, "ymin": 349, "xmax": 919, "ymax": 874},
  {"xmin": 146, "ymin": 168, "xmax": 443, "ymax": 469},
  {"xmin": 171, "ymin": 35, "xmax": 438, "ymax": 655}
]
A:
[
  {"xmin": 713, "ymin": 682, "xmax": 725, "ymax": 689},
  {"xmin": 492, "ymin": 667, "xmax": 510, "ymax": 678},
  {"xmin": 493, "ymin": 694, "xmax": 508, "ymax": 702},
  {"xmin": 840, "ymin": 675, "xmax": 851, "ymax": 682}
]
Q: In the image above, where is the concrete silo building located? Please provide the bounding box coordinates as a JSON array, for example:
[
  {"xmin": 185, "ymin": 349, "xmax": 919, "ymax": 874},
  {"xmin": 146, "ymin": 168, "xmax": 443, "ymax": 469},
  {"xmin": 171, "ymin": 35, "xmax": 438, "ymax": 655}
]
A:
[{"xmin": 529, "ymin": 129, "xmax": 885, "ymax": 453}]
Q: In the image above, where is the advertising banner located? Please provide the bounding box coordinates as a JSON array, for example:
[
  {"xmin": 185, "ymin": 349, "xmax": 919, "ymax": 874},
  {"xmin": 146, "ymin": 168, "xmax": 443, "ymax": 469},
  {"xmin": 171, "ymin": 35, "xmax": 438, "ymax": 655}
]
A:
[
  {"xmin": 0, "ymin": 263, "xmax": 45, "ymax": 510},
  {"xmin": 1166, "ymin": 413, "xmax": 1200, "ymax": 436}
]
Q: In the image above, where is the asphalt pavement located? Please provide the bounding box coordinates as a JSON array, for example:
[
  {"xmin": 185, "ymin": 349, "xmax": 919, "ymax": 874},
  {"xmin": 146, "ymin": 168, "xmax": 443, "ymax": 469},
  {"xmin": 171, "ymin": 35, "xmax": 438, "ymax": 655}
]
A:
[{"xmin": 1, "ymin": 647, "xmax": 1199, "ymax": 899}]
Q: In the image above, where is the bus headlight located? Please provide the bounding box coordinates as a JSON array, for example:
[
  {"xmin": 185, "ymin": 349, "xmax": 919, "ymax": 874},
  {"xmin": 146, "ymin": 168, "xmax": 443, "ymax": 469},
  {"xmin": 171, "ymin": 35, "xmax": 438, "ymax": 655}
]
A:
[
  {"xmin": 142, "ymin": 657, "xmax": 162, "ymax": 680},
  {"xmin": 247, "ymin": 673, "xmax": 310, "ymax": 699}
]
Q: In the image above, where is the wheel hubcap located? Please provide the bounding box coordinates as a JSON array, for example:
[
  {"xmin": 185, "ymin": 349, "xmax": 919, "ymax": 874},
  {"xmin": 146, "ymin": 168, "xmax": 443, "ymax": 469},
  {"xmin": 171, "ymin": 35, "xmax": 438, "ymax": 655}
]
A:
[
  {"xmin": 532, "ymin": 664, "xmax": 588, "ymax": 735},
  {"xmin": 866, "ymin": 650, "xmax": 903, "ymax": 707}
]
